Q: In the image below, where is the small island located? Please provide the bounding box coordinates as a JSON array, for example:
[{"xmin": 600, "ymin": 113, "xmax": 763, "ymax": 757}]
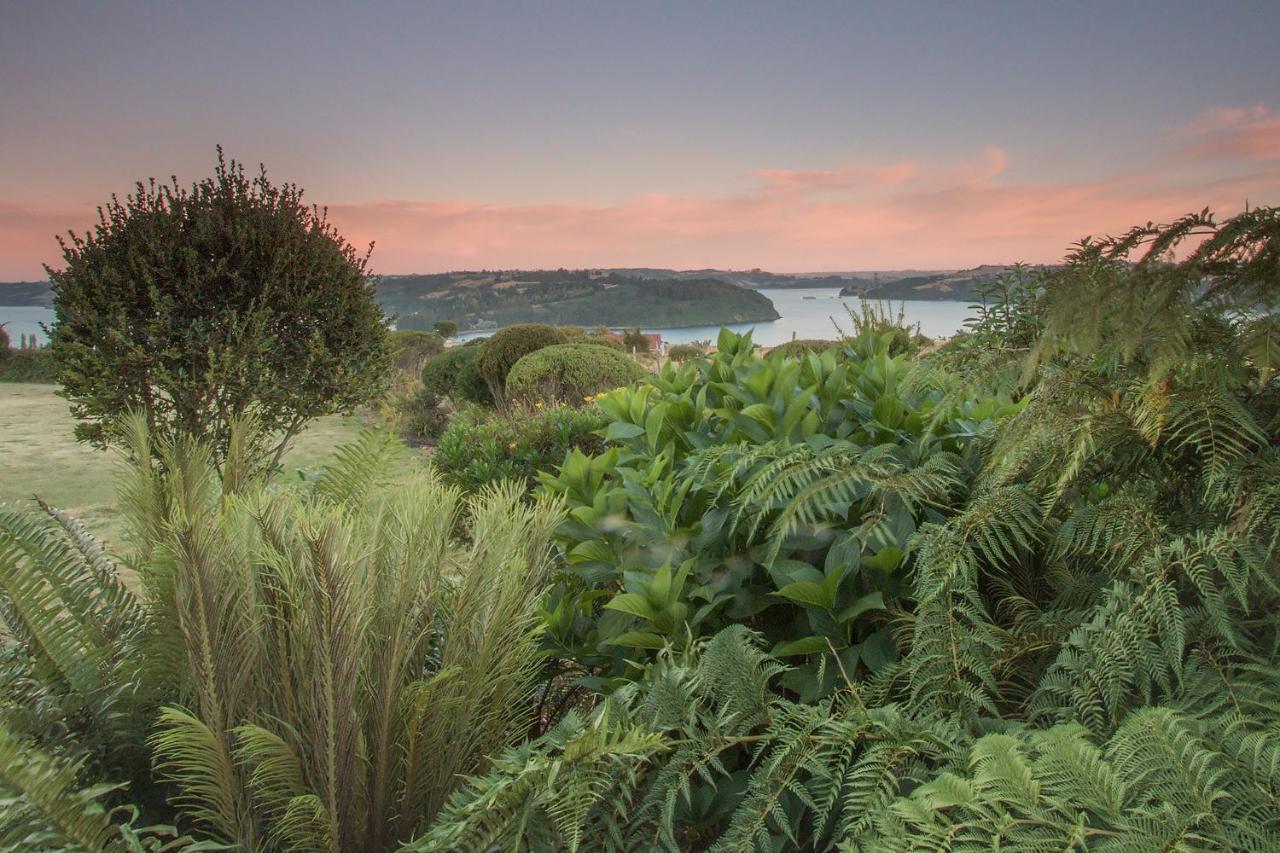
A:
[{"xmin": 378, "ymin": 269, "xmax": 780, "ymax": 332}]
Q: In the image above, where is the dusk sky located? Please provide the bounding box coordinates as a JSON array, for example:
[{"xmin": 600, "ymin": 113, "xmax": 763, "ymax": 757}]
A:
[{"xmin": 3, "ymin": 1, "xmax": 1279, "ymax": 279}]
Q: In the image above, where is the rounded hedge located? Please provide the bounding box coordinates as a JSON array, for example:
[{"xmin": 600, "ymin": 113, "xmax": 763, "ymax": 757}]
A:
[
  {"xmin": 768, "ymin": 338, "xmax": 842, "ymax": 359},
  {"xmin": 474, "ymin": 324, "xmax": 567, "ymax": 397},
  {"xmin": 506, "ymin": 343, "xmax": 647, "ymax": 405},
  {"xmin": 420, "ymin": 345, "xmax": 493, "ymax": 405}
]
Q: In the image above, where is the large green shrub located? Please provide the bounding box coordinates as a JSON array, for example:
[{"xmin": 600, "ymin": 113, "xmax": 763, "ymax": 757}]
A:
[
  {"xmin": 46, "ymin": 150, "xmax": 392, "ymax": 464},
  {"xmin": 420, "ymin": 344, "xmax": 492, "ymax": 405},
  {"xmin": 538, "ymin": 327, "xmax": 1016, "ymax": 694},
  {"xmin": 0, "ymin": 420, "xmax": 563, "ymax": 850},
  {"xmin": 506, "ymin": 343, "xmax": 646, "ymax": 406},
  {"xmin": 434, "ymin": 404, "xmax": 607, "ymax": 494},
  {"xmin": 0, "ymin": 348, "xmax": 58, "ymax": 383},
  {"xmin": 474, "ymin": 324, "xmax": 566, "ymax": 404},
  {"xmin": 665, "ymin": 342, "xmax": 705, "ymax": 362}
]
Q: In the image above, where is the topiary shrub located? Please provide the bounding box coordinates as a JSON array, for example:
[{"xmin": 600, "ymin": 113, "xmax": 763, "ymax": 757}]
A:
[
  {"xmin": 475, "ymin": 324, "xmax": 567, "ymax": 404},
  {"xmin": 666, "ymin": 343, "xmax": 706, "ymax": 362},
  {"xmin": 420, "ymin": 345, "xmax": 493, "ymax": 405},
  {"xmin": 768, "ymin": 338, "xmax": 841, "ymax": 359},
  {"xmin": 506, "ymin": 343, "xmax": 647, "ymax": 406},
  {"xmin": 434, "ymin": 403, "xmax": 608, "ymax": 494}
]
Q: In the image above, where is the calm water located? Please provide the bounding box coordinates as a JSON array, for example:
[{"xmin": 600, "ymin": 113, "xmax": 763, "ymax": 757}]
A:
[
  {"xmin": 0, "ymin": 306, "xmax": 55, "ymax": 345},
  {"xmin": 456, "ymin": 288, "xmax": 974, "ymax": 346},
  {"xmin": 2, "ymin": 290, "xmax": 976, "ymax": 350}
]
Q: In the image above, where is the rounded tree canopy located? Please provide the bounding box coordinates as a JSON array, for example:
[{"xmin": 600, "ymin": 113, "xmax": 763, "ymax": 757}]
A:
[
  {"xmin": 47, "ymin": 149, "xmax": 392, "ymax": 462},
  {"xmin": 506, "ymin": 343, "xmax": 647, "ymax": 406},
  {"xmin": 421, "ymin": 345, "xmax": 493, "ymax": 406},
  {"xmin": 474, "ymin": 323, "xmax": 567, "ymax": 401}
]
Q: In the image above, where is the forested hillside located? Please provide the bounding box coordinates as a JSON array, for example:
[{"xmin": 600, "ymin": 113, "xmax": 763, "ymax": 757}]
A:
[{"xmin": 379, "ymin": 270, "xmax": 780, "ymax": 331}]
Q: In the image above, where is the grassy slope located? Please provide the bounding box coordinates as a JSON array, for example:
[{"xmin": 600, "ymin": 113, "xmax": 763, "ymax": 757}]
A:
[{"xmin": 0, "ymin": 383, "xmax": 384, "ymax": 547}]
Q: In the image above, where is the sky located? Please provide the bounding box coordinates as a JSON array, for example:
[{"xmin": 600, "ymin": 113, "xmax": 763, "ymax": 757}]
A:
[{"xmin": 2, "ymin": 1, "xmax": 1279, "ymax": 279}]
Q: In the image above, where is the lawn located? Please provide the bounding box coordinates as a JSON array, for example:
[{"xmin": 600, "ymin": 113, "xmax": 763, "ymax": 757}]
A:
[{"xmin": 0, "ymin": 382, "xmax": 400, "ymax": 547}]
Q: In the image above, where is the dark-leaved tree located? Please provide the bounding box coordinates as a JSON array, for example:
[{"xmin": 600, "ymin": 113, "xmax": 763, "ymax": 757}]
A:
[{"xmin": 47, "ymin": 149, "xmax": 392, "ymax": 466}]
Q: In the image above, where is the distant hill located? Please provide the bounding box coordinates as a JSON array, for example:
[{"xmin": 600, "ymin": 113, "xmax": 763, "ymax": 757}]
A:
[
  {"xmin": 837, "ymin": 265, "xmax": 1043, "ymax": 301},
  {"xmin": 374, "ymin": 270, "xmax": 779, "ymax": 331},
  {"xmin": 0, "ymin": 282, "xmax": 54, "ymax": 307}
]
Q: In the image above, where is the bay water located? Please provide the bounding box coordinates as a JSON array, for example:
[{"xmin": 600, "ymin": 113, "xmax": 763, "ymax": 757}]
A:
[{"xmin": 1, "ymin": 289, "xmax": 977, "ymax": 350}]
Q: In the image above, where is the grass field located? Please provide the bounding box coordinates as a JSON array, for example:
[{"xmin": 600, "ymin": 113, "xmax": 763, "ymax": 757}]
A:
[{"xmin": 0, "ymin": 382, "xmax": 404, "ymax": 547}]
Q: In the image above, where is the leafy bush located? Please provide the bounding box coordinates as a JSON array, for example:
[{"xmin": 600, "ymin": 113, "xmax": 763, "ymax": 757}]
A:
[
  {"xmin": 420, "ymin": 344, "xmax": 493, "ymax": 405},
  {"xmin": 0, "ymin": 419, "xmax": 563, "ymax": 850},
  {"xmin": 621, "ymin": 327, "xmax": 651, "ymax": 353},
  {"xmin": 506, "ymin": 343, "xmax": 647, "ymax": 406},
  {"xmin": 766, "ymin": 338, "xmax": 840, "ymax": 359},
  {"xmin": 47, "ymin": 149, "xmax": 392, "ymax": 463},
  {"xmin": 665, "ymin": 342, "xmax": 705, "ymax": 362},
  {"xmin": 0, "ymin": 323, "xmax": 8, "ymax": 352},
  {"xmin": 388, "ymin": 329, "xmax": 444, "ymax": 375},
  {"xmin": 393, "ymin": 385, "xmax": 450, "ymax": 445},
  {"xmin": 474, "ymin": 324, "xmax": 566, "ymax": 403},
  {"xmin": 435, "ymin": 404, "xmax": 607, "ymax": 493},
  {"xmin": 0, "ymin": 348, "xmax": 57, "ymax": 382},
  {"xmin": 837, "ymin": 299, "xmax": 932, "ymax": 356},
  {"xmin": 538, "ymin": 327, "xmax": 1015, "ymax": 693}
]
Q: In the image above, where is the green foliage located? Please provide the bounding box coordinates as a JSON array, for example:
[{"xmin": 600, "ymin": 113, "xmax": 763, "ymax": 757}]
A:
[
  {"xmin": 0, "ymin": 348, "xmax": 58, "ymax": 382},
  {"xmin": 474, "ymin": 323, "xmax": 567, "ymax": 405},
  {"xmin": 768, "ymin": 338, "xmax": 841, "ymax": 359},
  {"xmin": 855, "ymin": 709, "xmax": 1280, "ymax": 850},
  {"xmin": 388, "ymin": 329, "xmax": 444, "ymax": 375},
  {"xmin": 46, "ymin": 149, "xmax": 392, "ymax": 464},
  {"xmin": 419, "ymin": 344, "xmax": 493, "ymax": 406},
  {"xmin": 0, "ymin": 417, "xmax": 564, "ymax": 851},
  {"xmin": 0, "ymin": 323, "xmax": 8, "ymax": 352},
  {"xmin": 621, "ymin": 327, "xmax": 651, "ymax": 353},
  {"xmin": 836, "ymin": 300, "xmax": 932, "ymax": 357},
  {"xmin": 432, "ymin": 320, "xmax": 458, "ymax": 338},
  {"xmin": 538, "ymin": 328, "xmax": 1014, "ymax": 693},
  {"xmin": 665, "ymin": 343, "xmax": 706, "ymax": 362},
  {"xmin": 506, "ymin": 343, "xmax": 647, "ymax": 406},
  {"xmin": 435, "ymin": 404, "xmax": 608, "ymax": 494},
  {"xmin": 393, "ymin": 386, "xmax": 450, "ymax": 445}
]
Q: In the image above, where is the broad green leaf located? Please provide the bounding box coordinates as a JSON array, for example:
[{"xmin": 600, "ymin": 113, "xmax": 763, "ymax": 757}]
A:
[
  {"xmin": 773, "ymin": 636, "xmax": 835, "ymax": 657},
  {"xmin": 605, "ymin": 421, "xmax": 646, "ymax": 441},
  {"xmin": 604, "ymin": 593, "xmax": 659, "ymax": 622},
  {"xmin": 603, "ymin": 631, "xmax": 668, "ymax": 650},
  {"xmin": 773, "ymin": 580, "xmax": 833, "ymax": 610},
  {"xmin": 836, "ymin": 591, "xmax": 885, "ymax": 623}
]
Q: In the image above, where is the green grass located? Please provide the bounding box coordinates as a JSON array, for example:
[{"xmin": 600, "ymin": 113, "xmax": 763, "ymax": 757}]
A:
[{"xmin": 0, "ymin": 383, "xmax": 403, "ymax": 548}]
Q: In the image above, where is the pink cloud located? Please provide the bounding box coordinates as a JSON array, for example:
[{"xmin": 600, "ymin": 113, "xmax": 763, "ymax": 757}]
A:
[
  {"xmin": 1178, "ymin": 104, "xmax": 1280, "ymax": 162},
  {"xmin": 4, "ymin": 107, "xmax": 1277, "ymax": 280}
]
